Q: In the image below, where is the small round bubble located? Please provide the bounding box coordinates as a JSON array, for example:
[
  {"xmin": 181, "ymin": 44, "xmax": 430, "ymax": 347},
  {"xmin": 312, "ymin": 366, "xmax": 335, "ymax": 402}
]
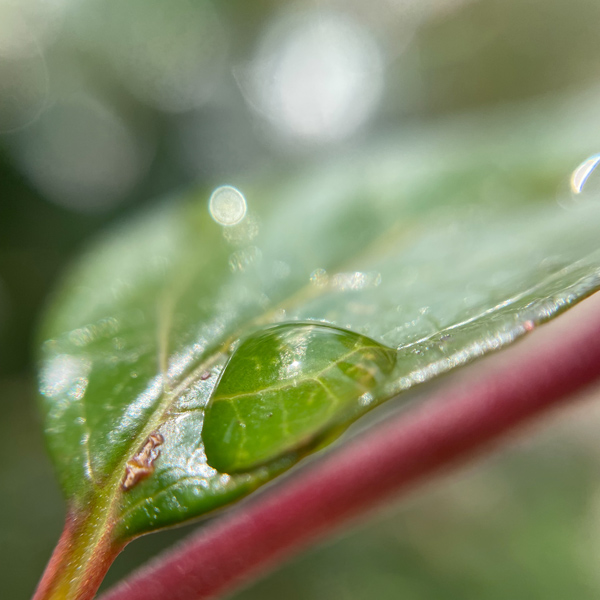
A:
[{"xmin": 209, "ymin": 185, "xmax": 247, "ymax": 226}]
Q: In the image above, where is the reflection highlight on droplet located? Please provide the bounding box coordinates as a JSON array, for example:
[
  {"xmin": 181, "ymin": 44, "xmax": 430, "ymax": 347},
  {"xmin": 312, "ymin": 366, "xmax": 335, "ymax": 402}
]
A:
[
  {"xmin": 570, "ymin": 153, "xmax": 600, "ymax": 194},
  {"xmin": 209, "ymin": 185, "xmax": 247, "ymax": 226}
]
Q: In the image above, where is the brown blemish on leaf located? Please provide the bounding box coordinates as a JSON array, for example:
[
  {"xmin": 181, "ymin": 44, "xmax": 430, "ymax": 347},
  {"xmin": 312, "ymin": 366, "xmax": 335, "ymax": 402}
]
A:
[{"xmin": 121, "ymin": 432, "xmax": 164, "ymax": 491}]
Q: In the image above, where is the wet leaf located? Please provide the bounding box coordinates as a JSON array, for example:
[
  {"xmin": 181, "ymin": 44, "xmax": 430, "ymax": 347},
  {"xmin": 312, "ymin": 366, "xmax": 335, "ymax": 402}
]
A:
[{"xmin": 38, "ymin": 103, "xmax": 600, "ymax": 545}]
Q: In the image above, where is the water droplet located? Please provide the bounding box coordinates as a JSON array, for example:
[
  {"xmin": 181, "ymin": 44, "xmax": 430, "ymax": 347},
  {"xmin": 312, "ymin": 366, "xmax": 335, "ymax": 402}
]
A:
[
  {"xmin": 202, "ymin": 322, "xmax": 396, "ymax": 473},
  {"xmin": 570, "ymin": 154, "xmax": 600, "ymax": 194},
  {"xmin": 358, "ymin": 392, "xmax": 374, "ymax": 407},
  {"xmin": 228, "ymin": 246, "xmax": 261, "ymax": 272},
  {"xmin": 209, "ymin": 185, "xmax": 247, "ymax": 226},
  {"xmin": 68, "ymin": 327, "xmax": 95, "ymax": 347},
  {"xmin": 310, "ymin": 268, "xmax": 329, "ymax": 287},
  {"xmin": 331, "ymin": 271, "xmax": 382, "ymax": 291}
]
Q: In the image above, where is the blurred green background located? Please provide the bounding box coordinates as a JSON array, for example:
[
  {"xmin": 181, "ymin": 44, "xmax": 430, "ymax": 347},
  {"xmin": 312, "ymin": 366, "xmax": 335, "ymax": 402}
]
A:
[{"xmin": 3, "ymin": 0, "xmax": 600, "ymax": 598}]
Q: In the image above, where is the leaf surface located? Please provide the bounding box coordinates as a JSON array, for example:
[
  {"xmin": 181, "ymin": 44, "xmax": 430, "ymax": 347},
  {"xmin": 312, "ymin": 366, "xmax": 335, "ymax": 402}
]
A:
[{"xmin": 38, "ymin": 99, "xmax": 600, "ymax": 541}]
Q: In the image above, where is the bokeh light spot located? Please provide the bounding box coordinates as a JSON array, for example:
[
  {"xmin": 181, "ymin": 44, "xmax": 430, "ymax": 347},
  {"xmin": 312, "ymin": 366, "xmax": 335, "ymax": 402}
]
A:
[
  {"xmin": 237, "ymin": 10, "xmax": 384, "ymax": 145},
  {"xmin": 209, "ymin": 185, "xmax": 248, "ymax": 226}
]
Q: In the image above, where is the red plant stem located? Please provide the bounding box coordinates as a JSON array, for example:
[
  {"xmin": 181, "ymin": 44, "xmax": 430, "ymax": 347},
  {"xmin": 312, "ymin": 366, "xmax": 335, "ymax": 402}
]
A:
[
  {"xmin": 33, "ymin": 507, "xmax": 124, "ymax": 600},
  {"xmin": 101, "ymin": 295, "xmax": 600, "ymax": 600}
]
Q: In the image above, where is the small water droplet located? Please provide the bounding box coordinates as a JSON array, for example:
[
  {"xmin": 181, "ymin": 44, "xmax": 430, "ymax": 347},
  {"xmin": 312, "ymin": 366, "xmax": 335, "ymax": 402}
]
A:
[
  {"xmin": 570, "ymin": 154, "xmax": 600, "ymax": 194},
  {"xmin": 358, "ymin": 392, "xmax": 374, "ymax": 407},
  {"xmin": 228, "ymin": 246, "xmax": 261, "ymax": 272},
  {"xmin": 68, "ymin": 327, "xmax": 95, "ymax": 347},
  {"xmin": 310, "ymin": 268, "xmax": 329, "ymax": 287},
  {"xmin": 331, "ymin": 271, "xmax": 382, "ymax": 291},
  {"xmin": 523, "ymin": 320, "xmax": 535, "ymax": 332},
  {"xmin": 209, "ymin": 185, "xmax": 247, "ymax": 226}
]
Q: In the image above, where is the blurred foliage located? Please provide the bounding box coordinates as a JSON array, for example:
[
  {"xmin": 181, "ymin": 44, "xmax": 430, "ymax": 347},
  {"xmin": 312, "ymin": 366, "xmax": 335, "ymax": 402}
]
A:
[{"xmin": 3, "ymin": 0, "xmax": 600, "ymax": 598}]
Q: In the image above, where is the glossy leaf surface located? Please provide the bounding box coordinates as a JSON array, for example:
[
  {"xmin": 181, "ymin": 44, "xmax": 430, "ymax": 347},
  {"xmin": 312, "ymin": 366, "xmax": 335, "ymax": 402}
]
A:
[{"xmin": 38, "ymin": 98, "xmax": 600, "ymax": 541}]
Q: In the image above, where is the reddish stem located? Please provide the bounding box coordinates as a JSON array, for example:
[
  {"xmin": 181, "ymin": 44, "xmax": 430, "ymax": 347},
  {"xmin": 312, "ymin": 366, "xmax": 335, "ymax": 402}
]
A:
[
  {"xmin": 101, "ymin": 294, "xmax": 600, "ymax": 600},
  {"xmin": 33, "ymin": 507, "xmax": 125, "ymax": 600}
]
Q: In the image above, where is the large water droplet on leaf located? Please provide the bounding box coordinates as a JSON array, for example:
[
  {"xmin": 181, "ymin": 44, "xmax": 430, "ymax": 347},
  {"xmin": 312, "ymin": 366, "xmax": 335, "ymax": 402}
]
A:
[{"xmin": 202, "ymin": 322, "xmax": 397, "ymax": 473}]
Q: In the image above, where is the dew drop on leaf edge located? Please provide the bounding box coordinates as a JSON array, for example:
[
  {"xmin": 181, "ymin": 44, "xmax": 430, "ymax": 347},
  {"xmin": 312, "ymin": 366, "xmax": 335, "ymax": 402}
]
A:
[{"xmin": 202, "ymin": 322, "xmax": 397, "ymax": 473}]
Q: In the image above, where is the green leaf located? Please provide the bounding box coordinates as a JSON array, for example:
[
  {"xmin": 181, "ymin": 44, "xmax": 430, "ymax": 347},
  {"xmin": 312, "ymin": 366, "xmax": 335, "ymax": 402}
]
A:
[{"xmin": 37, "ymin": 99, "xmax": 600, "ymax": 554}]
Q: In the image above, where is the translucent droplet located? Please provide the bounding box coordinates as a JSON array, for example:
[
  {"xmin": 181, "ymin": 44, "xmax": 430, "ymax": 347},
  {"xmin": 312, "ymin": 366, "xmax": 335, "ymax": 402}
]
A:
[
  {"xmin": 202, "ymin": 322, "xmax": 396, "ymax": 473},
  {"xmin": 310, "ymin": 268, "xmax": 329, "ymax": 287},
  {"xmin": 331, "ymin": 271, "xmax": 382, "ymax": 291},
  {"xmin": 228, "ymin": 246, "xmax": 261, "ymax": 272},
  {"xmin": 358, "ymin": 392, "xmax": 374, "ymax": 407},
  {"xmin": 209, "ymin": 185, "xmax": 247, "ymax": 226},
  {"xmin": 570, "ymin": 154, "xmax": 600, "ymax": 194}
]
